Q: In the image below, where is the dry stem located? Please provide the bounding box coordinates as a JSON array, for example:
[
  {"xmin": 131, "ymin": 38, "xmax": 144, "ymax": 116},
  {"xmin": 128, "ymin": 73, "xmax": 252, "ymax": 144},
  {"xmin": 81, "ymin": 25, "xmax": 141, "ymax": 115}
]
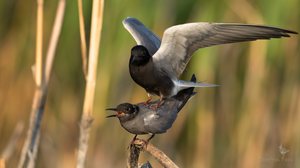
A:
[
  {"xmin": 76, "ymin": 0, "xmax": 104, "ymax": 167},
  {"xmin": 45, "ymin": 0, "xmax": 66, "ymax": 83},
  {"xmin": 128, "ymin": 139, "xmax": 179, "ymax": 168},
  {"xmin": 18, "ymin": 0, "xmax": 65, "ymax": 167},
  {"xmin": 77, "ymin": 0, "xmax": 88, "ymax": 77},
  {"xmin": 35, "ymin": 0, "xmax": 43, "ymax": 87}
]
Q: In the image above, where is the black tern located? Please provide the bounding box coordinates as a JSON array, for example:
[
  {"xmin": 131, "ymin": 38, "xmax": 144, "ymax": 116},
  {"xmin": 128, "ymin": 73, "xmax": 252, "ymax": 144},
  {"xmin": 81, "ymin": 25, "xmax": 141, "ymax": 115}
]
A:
[
  {"xmin": 106, "ymin": 75, "xmax": 197, "ymax": 141},
  {"xmin": 123, "ymin": 17, "xmax": 297, "ymax": 102}
]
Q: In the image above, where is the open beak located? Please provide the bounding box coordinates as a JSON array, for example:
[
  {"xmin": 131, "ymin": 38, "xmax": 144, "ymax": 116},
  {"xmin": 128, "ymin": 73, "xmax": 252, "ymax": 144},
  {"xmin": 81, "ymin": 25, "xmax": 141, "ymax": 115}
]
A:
[
  {"xmin": 105, "ymin": 108, "xmax": 125, "ymax": 118},
  {"xmin": 106, "ymin": 108, "xmax": 117, "ymax": 111},
  {"xmin": 106, "ymin": 114, "xmax": 117, "ymax": 118},
  {"xmin": 106, "ymin": 108, "xmax": 117, "ymax": 118}
]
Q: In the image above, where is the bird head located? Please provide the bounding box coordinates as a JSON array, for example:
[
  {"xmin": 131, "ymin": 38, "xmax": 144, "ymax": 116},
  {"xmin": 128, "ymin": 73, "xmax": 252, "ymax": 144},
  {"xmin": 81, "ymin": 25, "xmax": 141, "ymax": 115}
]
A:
[
  {"xmin": 106, "ymin": 103, "xmax": 139, "ymax": 121},
  {"xmin": 130, "ymin": 45, "xmax": 151, "ymax": 66}
]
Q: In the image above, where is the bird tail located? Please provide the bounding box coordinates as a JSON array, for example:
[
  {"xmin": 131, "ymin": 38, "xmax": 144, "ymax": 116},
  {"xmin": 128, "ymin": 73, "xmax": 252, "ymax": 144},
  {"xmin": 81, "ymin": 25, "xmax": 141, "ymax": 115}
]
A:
[{"xmin": 175, "ymin": 80, "xmax": 219, "ymax": 89}]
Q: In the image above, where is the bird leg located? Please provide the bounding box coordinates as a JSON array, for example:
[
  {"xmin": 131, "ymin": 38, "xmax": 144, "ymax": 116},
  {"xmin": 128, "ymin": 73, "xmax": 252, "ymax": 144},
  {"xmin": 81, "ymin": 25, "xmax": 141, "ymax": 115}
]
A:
[
  {"xmin": 150, "ymin": 96, "xmax": 165, "ymax": 111},
  {"xmin": 130, "ymin": 134, "xmax": 138, "ymax": 144},
  {"xmin": 139, "ymin": 134, "xmax": 156, "ymax": 149},
  {"xmin": 146, "ymin": 134, "xmax": 155, "ymax": 142},
  {"xmin": 129, "ymin": 134, "xmax": 156, "ymax": 150},
  {"xmin": 143, "ymin": 93, "xmax": 152, "ymax": 106},
  {"xmin": 128, "ymin": 134, "xmax": 138, "ymax": 149}
]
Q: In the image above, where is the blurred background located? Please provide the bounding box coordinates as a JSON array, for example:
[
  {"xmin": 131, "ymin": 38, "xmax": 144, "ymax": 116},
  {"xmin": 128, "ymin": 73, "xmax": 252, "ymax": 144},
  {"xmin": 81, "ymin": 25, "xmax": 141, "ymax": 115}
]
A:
[{"xmin": 0, "ymin": 0, "xmax": 299, "ymax": 167}]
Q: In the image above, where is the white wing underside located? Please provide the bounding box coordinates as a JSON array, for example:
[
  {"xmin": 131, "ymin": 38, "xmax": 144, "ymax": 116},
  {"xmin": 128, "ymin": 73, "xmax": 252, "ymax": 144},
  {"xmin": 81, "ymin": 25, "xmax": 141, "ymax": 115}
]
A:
[
  {"xmin": 152, "ymin": 23, "xmax": 296, "ymax": 77},
  {"xmin": 123, "ymin": 17, "xmax": 296, "ymax": 78}
]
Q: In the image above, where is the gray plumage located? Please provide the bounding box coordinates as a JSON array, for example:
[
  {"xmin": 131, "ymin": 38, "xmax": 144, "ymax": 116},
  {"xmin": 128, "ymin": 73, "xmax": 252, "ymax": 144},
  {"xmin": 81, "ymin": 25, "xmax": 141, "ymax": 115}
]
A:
[
  {"xmin": 124, "ymin": 17, "xmax": 297, "ymax": 98},
  {"xmin": 123, "ymin": 17, "xmax": 160, "ymax": 56},
  {"xmin": 106, "ymin": 75, "xmax": 196, "ymax": 135}
]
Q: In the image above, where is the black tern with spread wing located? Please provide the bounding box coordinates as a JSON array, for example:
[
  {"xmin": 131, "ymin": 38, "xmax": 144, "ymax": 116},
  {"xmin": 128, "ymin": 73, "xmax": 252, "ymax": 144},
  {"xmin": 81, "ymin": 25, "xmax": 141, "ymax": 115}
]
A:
[
  {"xmin": 106, "ymin": 75, "xmax": 196, "ymax": 141},
  {"xmin": 123, "ymin": 17, "xmax": 297, "ymax": 101}
]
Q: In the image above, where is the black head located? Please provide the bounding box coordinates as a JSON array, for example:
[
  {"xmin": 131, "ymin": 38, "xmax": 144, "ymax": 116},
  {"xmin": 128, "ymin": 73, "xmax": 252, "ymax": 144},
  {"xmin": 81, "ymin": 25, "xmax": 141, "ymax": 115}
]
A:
[
  {"xmin": 106, "ymin": 103, "xmax": 139, "ymax": 122},
  {"xmin": 130, "ymin": 45, "xmax": 151, "ymax": 66}
]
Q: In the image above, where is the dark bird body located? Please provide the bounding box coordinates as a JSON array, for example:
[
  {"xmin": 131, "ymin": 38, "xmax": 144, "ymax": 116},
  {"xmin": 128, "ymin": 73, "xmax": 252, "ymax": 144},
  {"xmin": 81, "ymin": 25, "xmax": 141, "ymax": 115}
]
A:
[
  {"xmin": 129, "ymin": 48, "xmax": 174, "ymax": 97},
  {"xmin": 124, "ymin": 17, "xmax": 297, "ymax": 99},
  {"xmin": 106, "ymin": 75, "xmax": 196, "ymax": 136}
]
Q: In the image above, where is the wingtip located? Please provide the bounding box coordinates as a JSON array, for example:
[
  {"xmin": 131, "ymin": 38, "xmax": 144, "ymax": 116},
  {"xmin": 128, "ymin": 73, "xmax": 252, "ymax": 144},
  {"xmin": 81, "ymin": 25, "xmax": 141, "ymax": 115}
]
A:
[
  {"xmin": 191, "ymin": 74, "xmax": 197, "ymax": 82},
  {"xmin": 122, "ymin": 17, "xmax": 144, "ymax": 28},
  {"xmin": 123, "ymin": 17, "xmax": 138, "ymax": 23},
  {"xmin": 122, "ymin": 17, "xmax": 133, "ymax": 25},
  {"xmin": 284, "ymin": 29, "xmax": 298, "ymax": 35}
]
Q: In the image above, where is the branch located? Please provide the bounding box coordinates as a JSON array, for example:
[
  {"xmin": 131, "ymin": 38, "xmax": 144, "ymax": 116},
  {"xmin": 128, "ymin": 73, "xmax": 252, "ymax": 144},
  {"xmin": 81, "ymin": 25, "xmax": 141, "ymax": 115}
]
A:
[
  {"xmin": 18, "ymin": 1, "xmax": 66, "ymax": 167},
  {"xmin": 76, "ymin": 0, "xmax": 104, "ymax": 167},
  {"xmin": 128, "ymin": 139, "xmax": 179, "ymax": 168},
  {"xmin": 45, "ymin": 0, "xmax": 66, "ymax": 83}
]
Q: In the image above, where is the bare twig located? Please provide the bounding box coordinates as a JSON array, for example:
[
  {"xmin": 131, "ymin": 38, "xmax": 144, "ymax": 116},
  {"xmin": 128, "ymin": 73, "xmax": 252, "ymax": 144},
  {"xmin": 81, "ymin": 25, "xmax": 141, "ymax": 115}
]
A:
[
  {"xmin": 1, "ymin": 122, "xmax": 24, "ymax": 160},
  {"xmin": 77, "ymin": 0, "xmax": 88, "ymax": 77},
  {"xmin": 18, "ymin": 89, "xmax": 47, "ymax": 168},
  {"xmin": 128, "ymin": 139, "xmax": 179, "ymax": 168},
  {"xmin": 45, "ymin": 0, "xmax": 66, "ymax": 83},
  {"xmin": 19, "ymin": 0, "xmax": 45, "ymax": 166},
  {"xmin": 76, "ymin": 0, "xmax": 104, "ymax": 167},
  {"xmin": 26, "ymin": 133, "xmax": 40, "ymax": 168},
  {"xmin": 18, "ymin": 1, "xmax": 66, "ymax": 167}
]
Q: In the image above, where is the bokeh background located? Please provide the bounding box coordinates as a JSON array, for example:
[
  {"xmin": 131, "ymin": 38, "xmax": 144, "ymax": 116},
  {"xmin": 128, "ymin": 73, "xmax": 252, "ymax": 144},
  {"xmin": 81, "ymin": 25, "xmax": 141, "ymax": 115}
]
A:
[{"xmin": 0, "ymin": 0, "xmax": 299, "ymax": 167}]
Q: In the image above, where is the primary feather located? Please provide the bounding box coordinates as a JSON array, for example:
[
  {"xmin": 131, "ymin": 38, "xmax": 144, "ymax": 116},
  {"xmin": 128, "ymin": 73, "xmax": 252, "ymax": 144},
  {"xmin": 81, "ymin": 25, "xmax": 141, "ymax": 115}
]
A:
[
  {"xmin": 152, "ymin": 23, "xmax": 297, "ymax": 77},
  {"xmin": 123, "ymin": 17, "xmax": 297, "ymax": 98}
]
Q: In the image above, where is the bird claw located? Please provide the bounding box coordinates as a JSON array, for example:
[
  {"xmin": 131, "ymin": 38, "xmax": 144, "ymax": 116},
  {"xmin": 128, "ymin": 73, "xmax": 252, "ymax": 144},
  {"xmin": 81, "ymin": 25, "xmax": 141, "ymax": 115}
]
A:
[
  {"xmin": 149, "ymin": 100, "xmax": 164, "ymax": 111},
  {"xmin": 136, "ymin": 137, "xmax": 153, "ymax": 149},
  {"xmin": 128, "ymin": 138, "xmax": 147, "ymax": 149},
  {"xmin": 128, "ymin": 135, "xmax": 155, "ymax": 149},
  {"xmin": 143, "ymin": 97, "xmax": 152, "ymax": 106}
]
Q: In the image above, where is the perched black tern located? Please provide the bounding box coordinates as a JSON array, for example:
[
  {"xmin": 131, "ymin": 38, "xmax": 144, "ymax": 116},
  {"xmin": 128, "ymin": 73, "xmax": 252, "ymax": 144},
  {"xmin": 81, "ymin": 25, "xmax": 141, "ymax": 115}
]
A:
[{"xmin": 106, "ymin": 75, "xmax": 197, "ymax": 141}]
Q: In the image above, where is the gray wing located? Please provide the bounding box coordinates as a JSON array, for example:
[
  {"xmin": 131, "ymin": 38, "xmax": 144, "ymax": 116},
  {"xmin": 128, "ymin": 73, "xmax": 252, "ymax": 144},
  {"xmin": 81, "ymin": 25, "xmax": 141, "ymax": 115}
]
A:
[
  {"xmin": 123, "ymin": 17, "xmax": 161, "ymax": 56},
  {"xmin": 153, "ymin": 22, "xmax": 297, "ymax": 77}
]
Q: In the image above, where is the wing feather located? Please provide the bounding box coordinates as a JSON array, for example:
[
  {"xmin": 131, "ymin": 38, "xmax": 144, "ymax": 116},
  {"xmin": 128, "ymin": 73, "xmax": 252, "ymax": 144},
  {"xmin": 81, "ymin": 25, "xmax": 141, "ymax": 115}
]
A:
[
  {"xmin": 123, "ymin": 17, "xmax": 161, "ymax": 55},
  {"xmin": 153, "ymin": 23, "xmax": 297, "ymax": 77}
]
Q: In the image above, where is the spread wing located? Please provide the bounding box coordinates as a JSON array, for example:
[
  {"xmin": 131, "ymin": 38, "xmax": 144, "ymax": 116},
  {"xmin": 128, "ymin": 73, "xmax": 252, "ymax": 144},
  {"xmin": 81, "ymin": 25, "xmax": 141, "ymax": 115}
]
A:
[
  {"xmin": 153, "ymin": 22, "xmax": 297, "ymax": 77},
  {"xmin": 123, "ymin": 17, "xmax": 161, "ymax": 56}
]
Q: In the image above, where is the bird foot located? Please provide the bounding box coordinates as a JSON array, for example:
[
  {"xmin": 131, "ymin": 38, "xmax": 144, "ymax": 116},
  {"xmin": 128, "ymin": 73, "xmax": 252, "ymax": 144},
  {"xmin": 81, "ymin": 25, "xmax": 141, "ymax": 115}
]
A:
[
  {"xmin": 128, "ymin": 138, "xmax": 147, "ymax": 149},
  {"xmin": 143, "ymin": 97, "xmax": 152, "ymax": 106},
  {"xmin": 141, "ymin": 134, "xmax": 155, "ymax": 148},
  {"xmin": 129, "ymin": 135, "xmax": 155, "ymax": 149},
  {"xmin": 149, "ymin": 100, "xmax": 164, "ymax": 111}
]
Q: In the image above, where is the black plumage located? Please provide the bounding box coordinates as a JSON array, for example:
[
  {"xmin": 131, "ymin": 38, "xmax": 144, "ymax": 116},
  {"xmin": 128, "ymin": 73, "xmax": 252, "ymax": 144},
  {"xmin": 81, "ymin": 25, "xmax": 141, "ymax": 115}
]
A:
[{"xmin": 124, "ymin": 17, "xmax": 297, "ymax": 100}]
